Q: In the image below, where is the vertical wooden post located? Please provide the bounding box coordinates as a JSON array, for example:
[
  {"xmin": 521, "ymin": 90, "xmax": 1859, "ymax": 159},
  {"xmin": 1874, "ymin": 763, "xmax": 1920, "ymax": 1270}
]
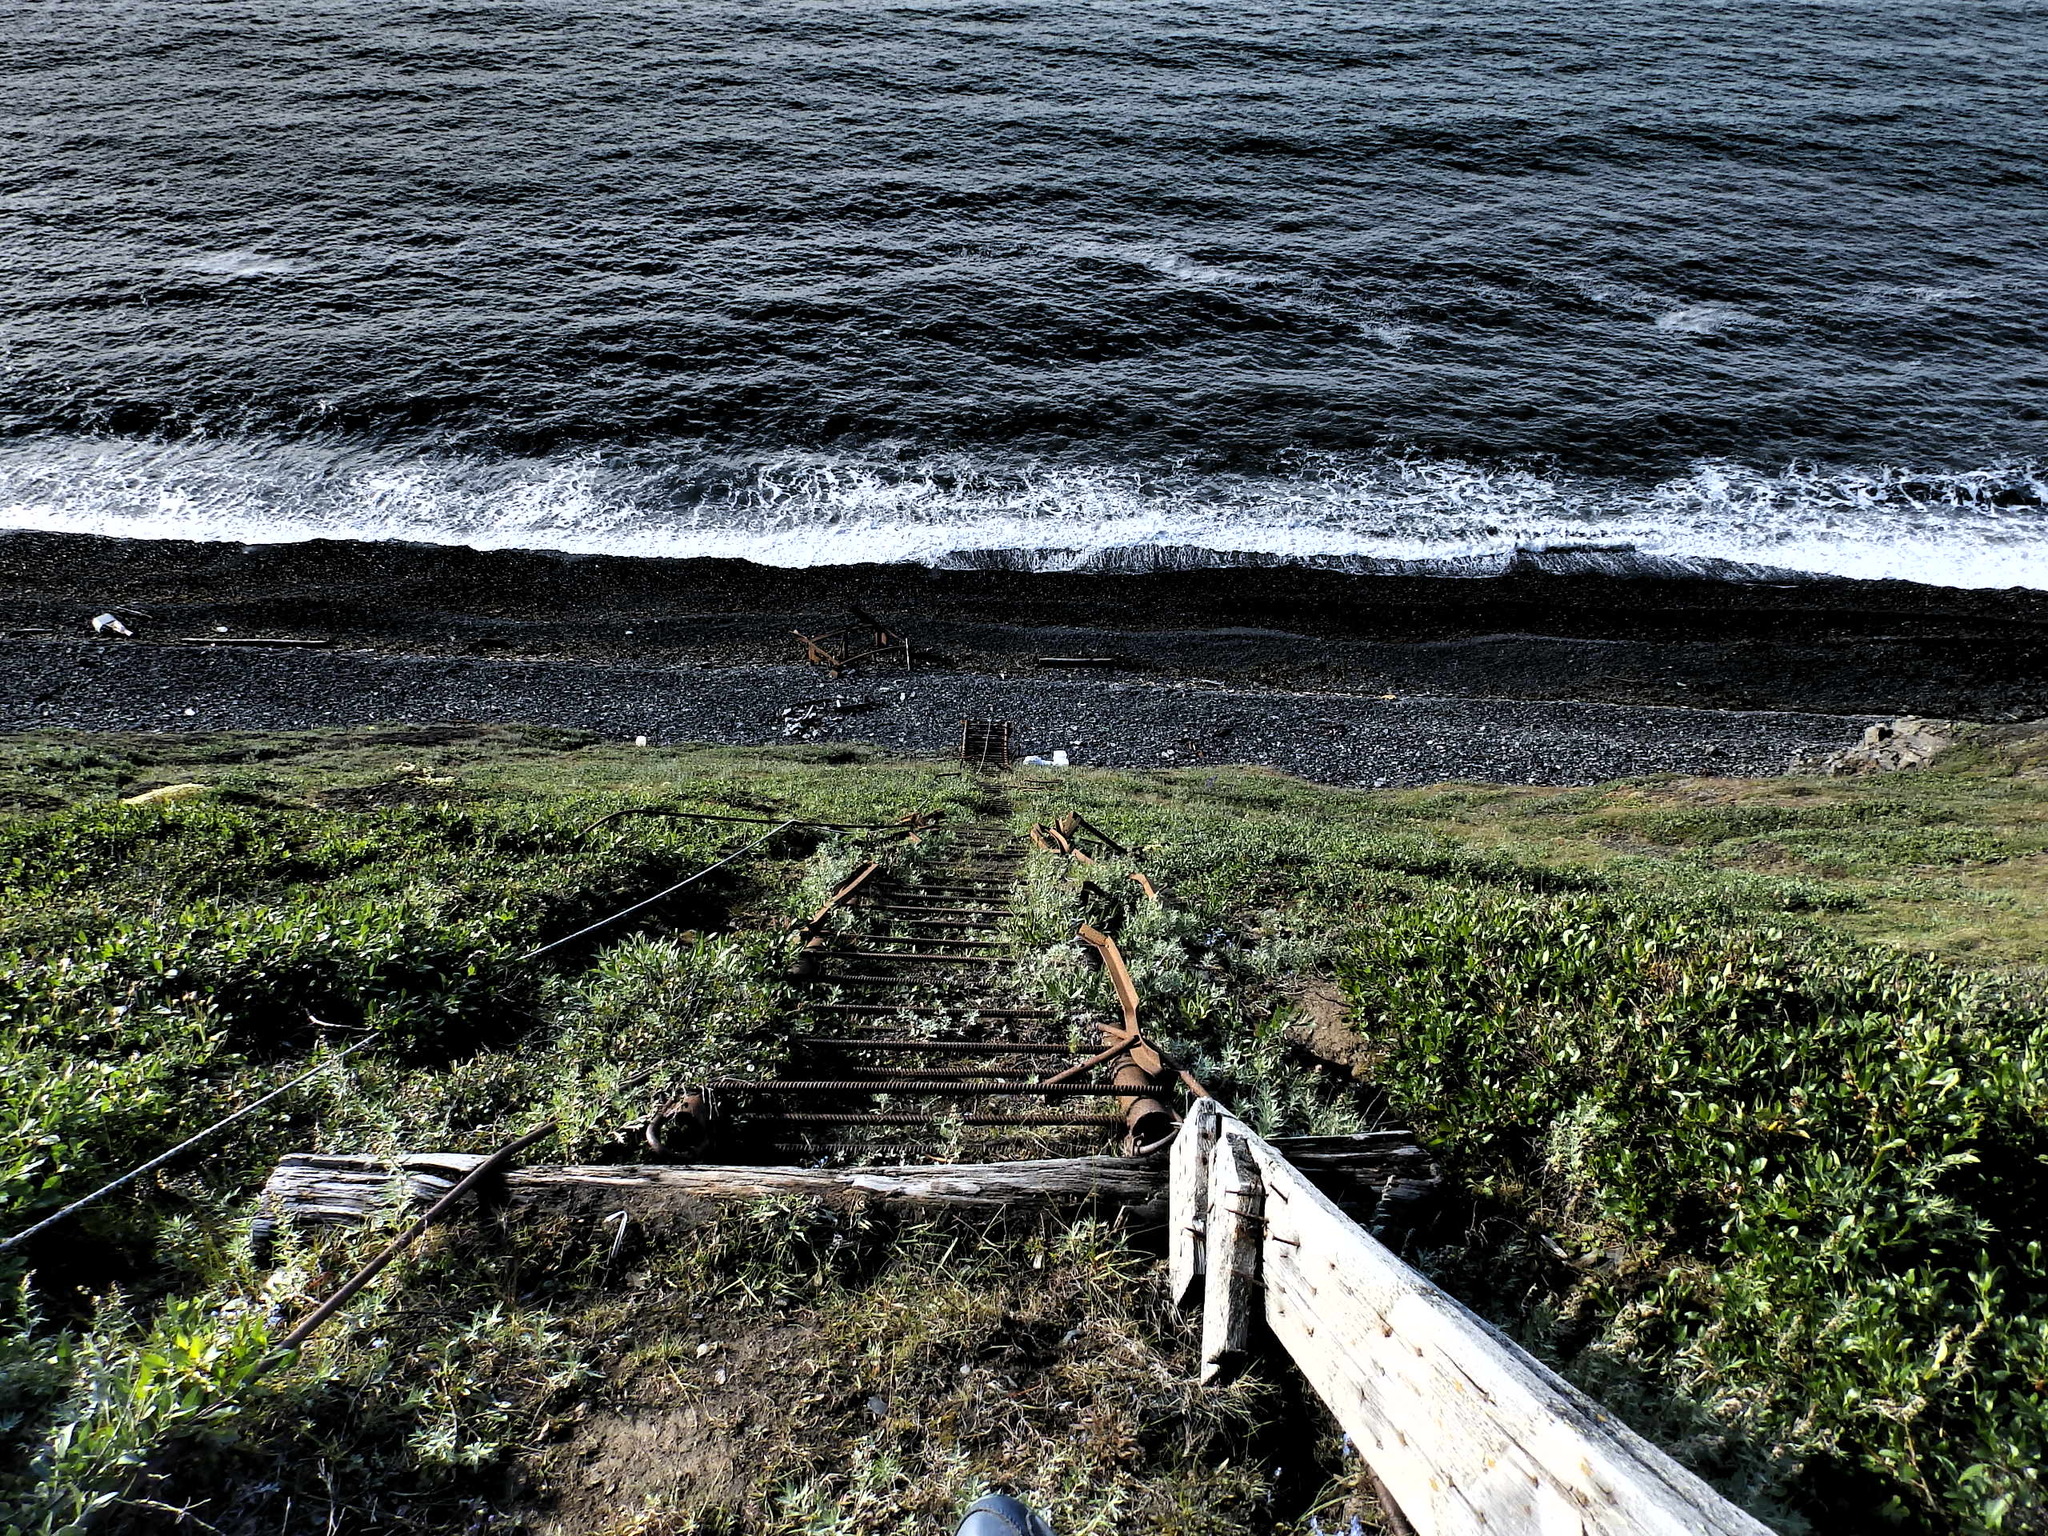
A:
[
  {"xmin": 1200, "ymin": 1132, "xmax": 1264, "ymax": 1385},
  {"xmin": 1169, "ymin": 1098, "xmax": 1221, "ymax": 1309}
]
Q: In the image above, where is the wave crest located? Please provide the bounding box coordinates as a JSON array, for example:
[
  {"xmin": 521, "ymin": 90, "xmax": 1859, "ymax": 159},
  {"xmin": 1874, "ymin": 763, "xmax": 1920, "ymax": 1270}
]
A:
[{"xmin": 0, "ymin": 436, "xmax": 2042, "ymax": 589}]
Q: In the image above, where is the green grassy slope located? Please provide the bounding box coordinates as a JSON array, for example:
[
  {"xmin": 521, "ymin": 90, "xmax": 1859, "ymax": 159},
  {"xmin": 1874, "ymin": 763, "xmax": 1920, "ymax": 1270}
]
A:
[{"xmin": 0, "ymin": 725, "xmax": 2043, "ymax": 1534}]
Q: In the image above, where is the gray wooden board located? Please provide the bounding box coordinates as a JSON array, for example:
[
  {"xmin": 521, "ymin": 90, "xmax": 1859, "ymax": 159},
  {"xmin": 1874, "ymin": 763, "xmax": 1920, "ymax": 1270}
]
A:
[{"xmin": 1207, "ymin": 1118, "xmax": 1774, "ymax": 1536}]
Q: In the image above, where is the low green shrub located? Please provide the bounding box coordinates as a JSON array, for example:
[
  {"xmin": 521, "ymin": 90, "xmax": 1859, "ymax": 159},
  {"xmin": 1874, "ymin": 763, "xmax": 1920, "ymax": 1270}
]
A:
[{"xmin": 1340, "ymin": 890, "xmax": 2048, "ymax": 1532}]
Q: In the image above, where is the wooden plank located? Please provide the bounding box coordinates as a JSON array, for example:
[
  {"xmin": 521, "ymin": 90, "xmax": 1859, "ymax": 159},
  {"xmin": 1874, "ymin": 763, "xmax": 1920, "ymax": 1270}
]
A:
[
  {"xmin": 1168, "ymin": 1097, "xmax": 1222, "ymax": 1307},
  {"xmin": 263, "ymin": 1153, "xmax": 1168, "ymax": 1226},
  {"xmin": 1231, "ymin": 1123, "xmax": 1773, "ymax": 1536},
  {"xmin": 1199, "ymin": 1131, "xmax": 1263, "ymax": 1385},
  {"xmin": 267, "ymin": 1130, "xmax": 1427, "ymax": 1231}
]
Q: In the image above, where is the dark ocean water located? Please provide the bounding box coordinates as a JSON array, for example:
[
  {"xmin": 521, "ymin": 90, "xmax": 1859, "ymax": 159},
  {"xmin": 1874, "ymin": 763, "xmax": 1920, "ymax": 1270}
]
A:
[{"xmin": 2, "ymin": 0, "xmax": 2045, "ymax": 583}]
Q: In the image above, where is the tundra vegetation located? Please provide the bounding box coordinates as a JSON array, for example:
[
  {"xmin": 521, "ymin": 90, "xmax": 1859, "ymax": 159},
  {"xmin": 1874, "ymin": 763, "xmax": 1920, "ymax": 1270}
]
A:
[{"xmin": 1, "ymin": 722, "xmax": 2045, "ymax": 1535}]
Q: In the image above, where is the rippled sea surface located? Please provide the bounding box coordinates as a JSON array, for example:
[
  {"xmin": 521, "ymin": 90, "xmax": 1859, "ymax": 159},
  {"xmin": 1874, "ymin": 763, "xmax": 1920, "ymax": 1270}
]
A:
[{"xmin": 3, "ymin": 0, "xmax": 2044, "ymax": 583}]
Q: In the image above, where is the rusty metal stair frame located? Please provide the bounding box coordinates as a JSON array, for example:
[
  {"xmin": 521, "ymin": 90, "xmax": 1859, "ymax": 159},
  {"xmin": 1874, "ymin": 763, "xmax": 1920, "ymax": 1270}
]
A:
[
  {"xmin": 959, "ymin": 720, "xmax": 1014, "ymax": 770},
  {"xmin": 696, "ymin": 823, "xmax": 1171, "ymax": 1163},
  {"xmin": 792, "ymin": 608, "xmax": 913, "ymax": 677},
  {"xmin": 637, "ymin": 807, "xmax": 1219, "ymax": 1167},
  {"xmin": 1030, "ymin": 810, "xmax": 1162, "ymax": 905}
]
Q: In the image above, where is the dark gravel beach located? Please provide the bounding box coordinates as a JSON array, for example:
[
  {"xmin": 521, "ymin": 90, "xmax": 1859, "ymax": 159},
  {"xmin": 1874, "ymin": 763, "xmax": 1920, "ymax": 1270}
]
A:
[
  {"xmin": 0, "ymin": 639, "xmax": 1868, "ymax": 787},
  {"xmin": 7, "ymin": 531, "xmax": 2048, "ymax": 718}
]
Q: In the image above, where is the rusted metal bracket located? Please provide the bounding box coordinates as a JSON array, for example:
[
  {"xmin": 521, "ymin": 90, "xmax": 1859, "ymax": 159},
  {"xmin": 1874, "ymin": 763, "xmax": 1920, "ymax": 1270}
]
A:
[
  {"xmin": 646, "ymin": 1090, "xmax": 712, "ymax": 1156},
  {"xmin": 787, "ymin": 860, "xmax": 885, "ymax": 979},
  {"xmin": 1068, "ymin": 813, "xmax": 1132, "ymax": 857},
  {"xmin": 1074, "ymin": 923, "xmax": 1213, "ymax": 1109},
  {"xmin": 1076, "ymin": 924, "xmax": 1142, "ymax": 1035},
  {"xmin": 793, "ymin": 609, "xmax": 913, "ymax": 676},
  {"xmin": 795, "ymin": 861, "xmax": 882, "ymax": 940},
  {"xmin": 1073, "ymin": 924, "xmax": 1175, "ymax": 1148}
]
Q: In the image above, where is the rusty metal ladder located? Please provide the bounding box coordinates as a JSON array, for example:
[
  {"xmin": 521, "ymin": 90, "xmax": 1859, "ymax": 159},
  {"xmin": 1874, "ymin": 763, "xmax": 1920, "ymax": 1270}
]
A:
[
  {"xmin": 681, "ymin": 822, "xmax": 1186, "ymax": 1163},
  {"xmin": 958, "ymin": 720, "xmax": 1013, "ymax": 771}
]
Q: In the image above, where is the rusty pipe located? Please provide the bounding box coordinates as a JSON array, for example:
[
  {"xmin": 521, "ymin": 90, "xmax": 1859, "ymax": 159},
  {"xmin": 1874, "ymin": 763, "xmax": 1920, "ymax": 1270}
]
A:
[{"xmin": 1112, "ymin": 1062, "xmax": 1175, "ymax": 1151}]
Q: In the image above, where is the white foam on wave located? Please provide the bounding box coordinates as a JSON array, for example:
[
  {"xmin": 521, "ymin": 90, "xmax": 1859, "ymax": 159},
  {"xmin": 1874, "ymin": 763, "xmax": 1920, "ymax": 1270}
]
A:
[
  {"xmin": 173, "ymin": 251, "xmax": 305, "ymax": 279},
  {"xmin": 1654, "ymin": 302, "xmax": 1753, "ymax": 335},
  {"xmin": 1070, "ymin": 241, "xmax": 1261, "ymax": 288},
  {"xmin": 0, "ymin": 435, "xmax": 2042, "ymax": 589}
]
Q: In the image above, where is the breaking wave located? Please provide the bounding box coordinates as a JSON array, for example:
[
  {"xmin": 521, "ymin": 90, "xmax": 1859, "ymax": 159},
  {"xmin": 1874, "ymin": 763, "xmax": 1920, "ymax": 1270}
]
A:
[{"xmin": 0, "ymin": 435, "xmax": 2043, "ymax": 589}]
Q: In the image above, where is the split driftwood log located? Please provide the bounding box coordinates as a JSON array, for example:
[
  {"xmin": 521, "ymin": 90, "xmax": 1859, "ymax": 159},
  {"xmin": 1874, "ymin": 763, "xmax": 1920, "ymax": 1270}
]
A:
[{"xmin": 259, "ymin": 1132, "xmax": 1437, "ymax": 1232}]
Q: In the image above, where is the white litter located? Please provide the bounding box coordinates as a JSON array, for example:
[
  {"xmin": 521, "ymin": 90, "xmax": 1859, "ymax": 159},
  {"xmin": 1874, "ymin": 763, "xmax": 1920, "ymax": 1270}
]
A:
[
  {"xmin": 90, "ymin": 613, "xmax": 132, "ymax": 637},
  {"xmin": 634, "ymin": 735, "xmax": 648, "ymax": 747}
]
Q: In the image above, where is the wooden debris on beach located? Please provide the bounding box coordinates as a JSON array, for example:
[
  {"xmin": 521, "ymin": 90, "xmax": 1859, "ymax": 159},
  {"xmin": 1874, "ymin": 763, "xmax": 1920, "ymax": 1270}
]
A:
[{"xmin": 174, "ymin": 635, "xmax": 332, "ymax": 647}]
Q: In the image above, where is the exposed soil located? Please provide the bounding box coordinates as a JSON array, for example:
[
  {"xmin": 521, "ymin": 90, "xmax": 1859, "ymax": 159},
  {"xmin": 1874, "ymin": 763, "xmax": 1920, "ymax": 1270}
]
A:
[
  {"xmin": 532, "ymin": 1317, "xmax": 808, "ymax": 1534},
  {"xmin": 1285, "ymin": 981, "xmax": 1374, "ymax": 1080}
]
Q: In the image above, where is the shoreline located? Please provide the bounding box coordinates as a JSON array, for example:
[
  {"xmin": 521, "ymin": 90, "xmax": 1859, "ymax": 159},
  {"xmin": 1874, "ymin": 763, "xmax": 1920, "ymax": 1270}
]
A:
[
  {"xmin": 1, "ymin": 529, "xmax": 2044, "ymax": 719},
  {"xmin": 0, "ymin": 527, "xmax": 2034, "ymax": 784},
  {"xmin": 0, "ymin": 642, "xmax": 1869, "ymax": 787}
]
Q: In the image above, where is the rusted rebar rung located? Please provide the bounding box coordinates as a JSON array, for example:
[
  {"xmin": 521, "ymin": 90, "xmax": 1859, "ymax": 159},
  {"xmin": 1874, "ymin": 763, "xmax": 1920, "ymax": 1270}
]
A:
[
  {"xmin": 838, "ymin": 936, "xmax": 1008, "ymax": 949},
  {"xmin": 894, "ymin": 875, "xmax": 1014, "ymax": 886},
  {"xmin": 702, "ymin": 1079, "xmax": 1131, "ymax": 1096},
  {"xmin": 798, "ymin": 1039, "xmax": 1083, "ymax": 1053},
  {"xmin": 831, "ymin": 951, "xmax": 1015, "ymax": 965},
  {"xmin": 856, "ymin": 925, "xmax": 1008, "ymax": 935},
  {"xmin": 874, "ymin": 901, "xmax": 1012, "ymax": 910},
  {"xmin": 837, "ymin": 1068, "xmax": 1078, "ymax": 1081},
  {"xmin": 887, "ymin": 893, "xmax": 1012, "ymax": 903},
  {"xmin": 856, "ymin": 926, "xmax": 1006, "ymax": 938},
  {"xmin": 802, "ymin": 973, "xmax": 1004, "ymax": 986},
  {"xmin": 745, "ymin": 1113, "xmax": 1124, "ymax": 1127},
  {"xmin": 801, "ymin": 1004, "xmax": 1056, "ymax": 1017},
  {"xmin": 862, "ymin": 907, "xmax": 1015, "ymax": 918},
  {"xmin": 860, "ymin": 888, "xmax": 1011, "ymax": 901}
]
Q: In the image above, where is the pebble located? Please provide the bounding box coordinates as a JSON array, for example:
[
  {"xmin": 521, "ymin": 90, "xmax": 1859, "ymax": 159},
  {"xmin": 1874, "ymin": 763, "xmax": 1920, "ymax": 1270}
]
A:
[{"xmin": 0, "ymin": 643, "xmax": 1873, "ymax": 788}]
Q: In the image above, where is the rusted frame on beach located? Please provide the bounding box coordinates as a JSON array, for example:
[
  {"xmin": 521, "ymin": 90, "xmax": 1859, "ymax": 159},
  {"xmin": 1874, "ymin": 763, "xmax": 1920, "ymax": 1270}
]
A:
[
  {"xmin": 959, "ymin": 718, "xmax": 1014, "ymax": 769},
  {"xmin": 792, "ymin": 610, "xmax": 913, "ymax": 676}
]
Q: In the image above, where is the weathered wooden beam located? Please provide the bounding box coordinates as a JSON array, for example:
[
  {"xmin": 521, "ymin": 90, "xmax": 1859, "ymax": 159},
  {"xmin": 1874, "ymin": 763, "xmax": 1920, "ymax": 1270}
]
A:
[
  {"xmin": 262, "ymin": 1130, "xmax": 1433, "ymax": 1233},
  {"xmin": 1171, "ymin": 1105, "xmax": 1775, "ymax": 1536},
  {"xmin": 1168, "ymin": 1097, "xmax": 1223, "ymax": 1308},
  {"xmin": 1198, "ymin": 1131, "xmax": 1262, "ymax": 1385},
  {"xmin": 262, "ymin": 1153, "xmax": 1165, "ymax": 1226}
]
